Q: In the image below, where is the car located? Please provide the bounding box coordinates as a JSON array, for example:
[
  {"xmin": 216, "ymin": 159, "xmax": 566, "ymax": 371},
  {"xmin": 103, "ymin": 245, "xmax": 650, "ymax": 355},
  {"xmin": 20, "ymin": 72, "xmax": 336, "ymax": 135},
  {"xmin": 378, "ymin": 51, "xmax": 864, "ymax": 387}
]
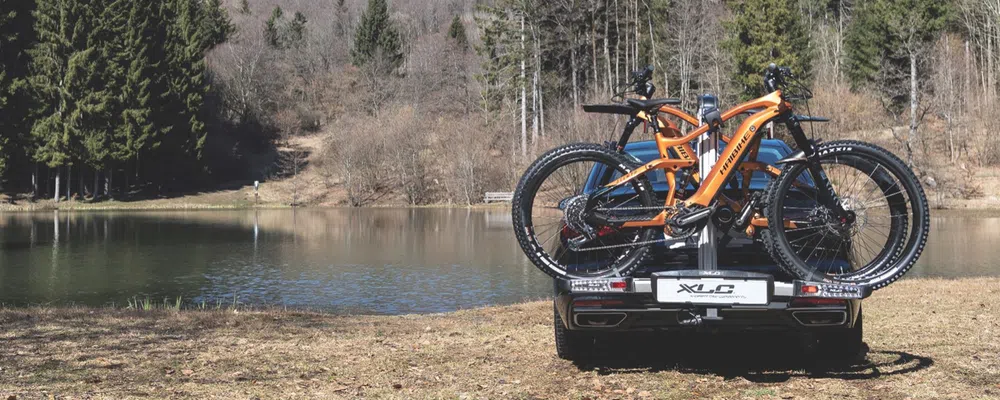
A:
[{"xmin": 551, "ymin": 139, "xmax": 866, "ymax": 362}]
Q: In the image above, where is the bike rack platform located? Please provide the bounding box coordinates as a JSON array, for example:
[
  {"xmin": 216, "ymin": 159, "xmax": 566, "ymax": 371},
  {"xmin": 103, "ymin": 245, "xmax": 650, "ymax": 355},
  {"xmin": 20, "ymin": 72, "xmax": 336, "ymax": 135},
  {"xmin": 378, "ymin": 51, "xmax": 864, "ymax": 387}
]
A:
[{"xmin": 562, "ymin": 274, "xmax": 871, "ymax": 300}]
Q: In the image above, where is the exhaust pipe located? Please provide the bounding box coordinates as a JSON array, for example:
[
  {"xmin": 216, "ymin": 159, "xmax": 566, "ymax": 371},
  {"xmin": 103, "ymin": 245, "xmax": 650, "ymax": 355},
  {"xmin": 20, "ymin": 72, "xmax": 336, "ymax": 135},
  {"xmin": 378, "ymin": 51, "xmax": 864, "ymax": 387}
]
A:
[
  {"xmin": 574, "ymin": 312, "xmax": 627, "ymax": 328},
  {"xmin": 792, "ymin": 311, "xmax": 847, "ymax": 326}
]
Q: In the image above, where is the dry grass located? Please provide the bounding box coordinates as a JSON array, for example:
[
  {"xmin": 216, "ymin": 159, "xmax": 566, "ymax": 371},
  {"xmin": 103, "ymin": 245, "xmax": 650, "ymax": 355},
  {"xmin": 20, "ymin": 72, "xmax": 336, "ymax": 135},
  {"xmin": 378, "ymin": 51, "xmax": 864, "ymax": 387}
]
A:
[{"xmin": 1, "ymin": 278, "xmax": 998, "ymax": 399}]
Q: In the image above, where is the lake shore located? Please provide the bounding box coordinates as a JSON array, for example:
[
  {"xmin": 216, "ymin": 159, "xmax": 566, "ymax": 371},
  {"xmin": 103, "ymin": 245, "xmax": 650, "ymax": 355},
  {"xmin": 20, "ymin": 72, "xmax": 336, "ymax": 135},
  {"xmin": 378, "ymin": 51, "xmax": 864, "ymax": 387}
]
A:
[
  {"xmin": 0, "ymin": 187, "xmax": 512, "ymax": 212},
  {"xmin": 1, "ymin": 278, "xmax": 997, "ymax": 399},
  {"xmin": 2, "ymin": 186, "xmax": 1000, "ymax": 214}
]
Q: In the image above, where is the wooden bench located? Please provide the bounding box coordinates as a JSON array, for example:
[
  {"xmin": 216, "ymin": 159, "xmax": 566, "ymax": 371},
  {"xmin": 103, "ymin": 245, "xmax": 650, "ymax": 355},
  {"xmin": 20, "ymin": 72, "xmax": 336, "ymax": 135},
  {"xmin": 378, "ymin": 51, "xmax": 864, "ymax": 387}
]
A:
[{"xmin": 483, "ymin": 191, "xmax": 514, "ymax": 203}]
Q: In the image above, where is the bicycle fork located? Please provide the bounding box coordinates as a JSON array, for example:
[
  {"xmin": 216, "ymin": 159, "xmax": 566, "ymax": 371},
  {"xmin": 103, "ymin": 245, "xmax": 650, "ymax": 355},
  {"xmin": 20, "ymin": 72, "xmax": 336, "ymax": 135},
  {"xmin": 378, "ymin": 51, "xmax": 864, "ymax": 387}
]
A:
[{"xmin": 781, "ymin": 117, "xmax": 855, "ymax": 225}]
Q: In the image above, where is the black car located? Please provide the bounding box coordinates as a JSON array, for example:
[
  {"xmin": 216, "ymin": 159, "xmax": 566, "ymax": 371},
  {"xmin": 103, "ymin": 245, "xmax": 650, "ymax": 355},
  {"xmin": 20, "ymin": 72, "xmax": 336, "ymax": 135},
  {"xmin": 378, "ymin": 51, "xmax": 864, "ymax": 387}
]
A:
[{"xmin": 551, "ymin": 140, "xmax": 867, "ymax": 362}]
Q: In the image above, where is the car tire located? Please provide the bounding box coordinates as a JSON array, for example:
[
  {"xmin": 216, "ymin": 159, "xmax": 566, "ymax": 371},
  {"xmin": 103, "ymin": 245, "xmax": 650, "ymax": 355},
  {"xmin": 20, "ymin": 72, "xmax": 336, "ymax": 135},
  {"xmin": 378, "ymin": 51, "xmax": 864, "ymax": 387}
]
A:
[
  {"xmin": 816, "ymin": 306, "xmax": 864, "ymax": 361},
  {"xmin": 554, "ymin": 301, "xmax": 595, "ymax": 361}
]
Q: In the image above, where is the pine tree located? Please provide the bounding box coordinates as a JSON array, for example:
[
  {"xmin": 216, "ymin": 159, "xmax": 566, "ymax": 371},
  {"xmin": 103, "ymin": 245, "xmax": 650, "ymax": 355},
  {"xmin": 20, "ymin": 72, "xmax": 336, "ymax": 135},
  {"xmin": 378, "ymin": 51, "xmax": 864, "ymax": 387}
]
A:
[
  {"xmin": 843, "ymin": 0, "xmax": 949, "ymax": 164},
  {"xmin": 27, "ymin": 0, "xmax": 98, "ymax": 169},
  {"xmin": 287, "ymin": 12, "xmax": 307, "ymax": 48},
  {"xmin": 351, "ymin": 0, "xmax": 403, "ymax": 70},
  {"xmin": 0, "ymin": 0, "xmax": 36, "ymax": 179},
  {"xmin": 105, "ymin": 0, "xmax": 156, "ymax": 172},
  {"xmin": 158, "ymin": 0, "xmax": 230, "ymax": 163},
  {"xmin": 199, "ymin": 0, "xmax": 233, "ymax": 50},
  {"xmin": 265, "ymin": 6, "xmax": 283, "ymax": 48},
  {"xmin": 474, "ymin": 2, "xmax": 525, "ymax": 124},
  {"xmin": 723, "ymin": 0, "xmax": 812, "ymax": 99},
  {"xmin": 844, "ymin": 0, "xmax": 949, "ymax": 92},
  {"xmin": 26, "ymin": 0, "xmax": 114, "ymax": 199},
  {"xmin": 447, "ymin": 15, "xmax": 468, "ymax": 51}
]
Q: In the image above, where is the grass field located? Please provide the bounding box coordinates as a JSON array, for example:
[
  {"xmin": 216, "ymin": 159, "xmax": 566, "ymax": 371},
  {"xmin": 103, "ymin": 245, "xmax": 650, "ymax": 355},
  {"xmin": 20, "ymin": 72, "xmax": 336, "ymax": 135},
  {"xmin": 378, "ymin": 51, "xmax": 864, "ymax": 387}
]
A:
[{"xmin": 1, "ymin": 278, "xmax": 998, "ymax": 399}]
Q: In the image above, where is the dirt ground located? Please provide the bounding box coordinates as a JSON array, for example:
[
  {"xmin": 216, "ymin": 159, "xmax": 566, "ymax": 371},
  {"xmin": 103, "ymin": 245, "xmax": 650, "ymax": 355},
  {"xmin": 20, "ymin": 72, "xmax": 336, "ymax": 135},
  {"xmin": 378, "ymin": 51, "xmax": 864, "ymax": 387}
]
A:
[{"xmin": 1, "ymin": 278, "xmax": 998, "ymax": 399}]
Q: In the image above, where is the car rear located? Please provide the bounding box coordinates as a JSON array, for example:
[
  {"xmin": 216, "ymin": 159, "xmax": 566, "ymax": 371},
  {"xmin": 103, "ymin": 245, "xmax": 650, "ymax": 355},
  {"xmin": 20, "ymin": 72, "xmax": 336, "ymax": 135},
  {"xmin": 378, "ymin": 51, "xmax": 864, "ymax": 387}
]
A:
[{"xmin": 551, "ymin": 140, "xmax": 868, "ymax": 361}]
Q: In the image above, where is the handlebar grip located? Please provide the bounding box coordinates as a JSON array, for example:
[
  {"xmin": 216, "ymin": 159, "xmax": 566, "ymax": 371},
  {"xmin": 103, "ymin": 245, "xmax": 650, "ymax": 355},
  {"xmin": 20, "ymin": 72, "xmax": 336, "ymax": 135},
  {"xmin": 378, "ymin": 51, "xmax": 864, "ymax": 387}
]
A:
[{"xmin": 632, "ymin": 65, "xmax": 654, "ymax": 83}]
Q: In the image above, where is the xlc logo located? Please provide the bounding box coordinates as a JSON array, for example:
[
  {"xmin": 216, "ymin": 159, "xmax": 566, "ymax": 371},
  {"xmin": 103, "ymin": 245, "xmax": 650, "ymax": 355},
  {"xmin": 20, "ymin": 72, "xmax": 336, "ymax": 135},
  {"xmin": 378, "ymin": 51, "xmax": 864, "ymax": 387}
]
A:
[{"xmin": 677, "ymin": 284, "xmax": 736, "ymax": 294}]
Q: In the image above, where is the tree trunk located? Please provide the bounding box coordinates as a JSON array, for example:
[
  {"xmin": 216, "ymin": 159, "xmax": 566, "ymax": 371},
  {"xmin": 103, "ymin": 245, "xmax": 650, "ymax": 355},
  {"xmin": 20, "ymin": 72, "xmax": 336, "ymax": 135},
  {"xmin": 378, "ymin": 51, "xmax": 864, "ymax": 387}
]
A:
[
  {"xmin": 834, "ymin": 0, "xmax": 845, "ymax": 84},
  {"xmin": 124, "ymin": 159, "xmax": 130, "ymax": 197},
  {"xmin": 604, "ymin": 0, "xmax": 612, "ymax": 93},
  {"xmin": 31, "ymin": 163, "xmax": 38, "ymax": 199},
  {"xmin": 614, "ymin": 0, "xmax": 620, "ymax": 86},
  {"xmin": 633, "ymin": 0, "xmax": 638, "ymax": 73},
  {"xmin": 645, "ymin": 4, "xmax": 667, "ymax": 95},
  {"xmin": 66, "ymin": 165, "xmax": 72, "ymax": 200},
  {"xmin": 623, "ymin": 1, "xmax": 629, "ymax": 75},
  {"xmin": 988, "ymin": 16, "xmax": 995, "ymax": 106},
  {"xmin": 105, "ymin": 167, "xmax": 112, "ymax": 198},
  {"xmin": 531, "ymin": 61, "xmax": 539, "ymax": 151},
  {"xmin": 961, "ymin": 39, "xmax": 972, "ymax": 108},
  {"xmin": 54, "ymin": 167, "xmax": 60, "ymax": 202},
  {"xmin": 591, "ymin": 15, "xmax": 599, "ymax": 95},
  {"xmin": 93, "ymin": 168, "xmax": 100, "ymax": 200},
  {"xmin": 520, "ymin": 15, "xmax": 527, "ymax": 159},
  {"xmin": 571, "ymin": 47, "xmax": 579, "ymax": 109},
  {"xmin": 908, "ymin": 52, "xmax": 919, "ymax": 166},
  {"xmin": 535, "ymin": 25, "xmax": 544, "ymax": 139},
  {"xmin": 539, "ymin": 73, "xmax": 545, "ymax": 137},
  {"xmin": 79, "ymin": 166, "xmax": 85, "ymax": 197}
]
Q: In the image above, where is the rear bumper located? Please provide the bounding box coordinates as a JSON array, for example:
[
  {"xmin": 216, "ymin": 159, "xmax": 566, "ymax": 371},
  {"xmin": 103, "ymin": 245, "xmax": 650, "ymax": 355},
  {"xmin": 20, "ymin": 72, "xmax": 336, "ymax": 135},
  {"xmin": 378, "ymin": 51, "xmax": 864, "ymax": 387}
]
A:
[{"xmin": 554, "ymin": 276, "xmax": 863, "ymax": 332}]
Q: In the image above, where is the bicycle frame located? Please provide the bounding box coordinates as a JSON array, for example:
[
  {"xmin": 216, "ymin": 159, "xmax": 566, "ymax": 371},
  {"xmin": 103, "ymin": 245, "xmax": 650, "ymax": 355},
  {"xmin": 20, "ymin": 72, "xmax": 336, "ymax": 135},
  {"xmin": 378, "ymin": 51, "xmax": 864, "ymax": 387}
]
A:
[{"xmin": 600, "ymin": 91, "xmax": 791, "ymax": 229}]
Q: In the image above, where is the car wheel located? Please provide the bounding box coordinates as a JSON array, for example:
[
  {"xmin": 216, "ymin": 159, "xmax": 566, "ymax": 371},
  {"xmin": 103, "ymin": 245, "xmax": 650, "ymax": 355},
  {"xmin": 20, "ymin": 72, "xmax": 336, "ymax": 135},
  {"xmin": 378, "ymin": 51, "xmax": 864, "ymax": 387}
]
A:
[
  {"xmin": 554, "ymin": 301, "xmax": 595, "ymax": 361},
  {"xmin": 816, "ymin": 306, "xmax": 864, "ymax": 361}
]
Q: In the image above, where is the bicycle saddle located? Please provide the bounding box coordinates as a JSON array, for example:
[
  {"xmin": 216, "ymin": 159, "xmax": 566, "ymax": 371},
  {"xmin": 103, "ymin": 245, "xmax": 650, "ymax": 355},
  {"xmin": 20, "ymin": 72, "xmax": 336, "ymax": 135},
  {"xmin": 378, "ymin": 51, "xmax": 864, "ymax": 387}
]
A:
[
  {"xmin": 582, "ymin": 98, "xmax": 682, "ymax": 116},
  {"xmin": 625, "ymin": 98, "xmax": 681, "ymax": 113}
]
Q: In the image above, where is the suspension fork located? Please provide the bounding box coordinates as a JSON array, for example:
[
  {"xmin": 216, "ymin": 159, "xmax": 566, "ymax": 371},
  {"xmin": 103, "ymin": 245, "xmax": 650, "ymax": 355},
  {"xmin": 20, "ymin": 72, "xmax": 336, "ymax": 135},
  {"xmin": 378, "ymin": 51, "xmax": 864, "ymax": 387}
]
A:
[{"xmin": 783, "ymin": 116, "xmax": 855, "ymax": 224}]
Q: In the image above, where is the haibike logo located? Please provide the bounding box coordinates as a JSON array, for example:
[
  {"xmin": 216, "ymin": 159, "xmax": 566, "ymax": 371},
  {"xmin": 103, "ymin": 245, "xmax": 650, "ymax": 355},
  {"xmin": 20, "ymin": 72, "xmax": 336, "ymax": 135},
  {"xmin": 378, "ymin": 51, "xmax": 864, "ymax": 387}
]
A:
[
  {"xmin": 720, "ymin": 133, "xmax": 753, "ymax": 175},
  {"xmin": 677, "ymin": 284, "xmax": 736, "ymax": 294}
]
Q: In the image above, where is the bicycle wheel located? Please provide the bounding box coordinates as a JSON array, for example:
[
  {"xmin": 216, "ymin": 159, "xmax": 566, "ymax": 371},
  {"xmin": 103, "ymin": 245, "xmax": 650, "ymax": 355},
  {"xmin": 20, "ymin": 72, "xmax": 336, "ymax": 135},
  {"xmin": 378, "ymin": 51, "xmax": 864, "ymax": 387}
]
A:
[
  {"xmin": 764, "ymin": 141, "xmax": 929, "ymax": 288},
  {"xmin": 512, "ymin": 143, "xmax": 659, "ymax": 279}
]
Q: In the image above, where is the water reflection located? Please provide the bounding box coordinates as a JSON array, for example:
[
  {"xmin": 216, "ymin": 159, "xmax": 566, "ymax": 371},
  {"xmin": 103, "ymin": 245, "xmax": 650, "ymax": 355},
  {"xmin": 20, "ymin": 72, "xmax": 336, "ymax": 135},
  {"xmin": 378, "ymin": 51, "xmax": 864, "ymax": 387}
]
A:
[
  {"xmin": 0, "ymin": 209, "xmax": 542, "ymax": 314},
  {"xmin": 0, "ymin": 209, "xmax": 989, "ymax": 313},
  {"xmin": 908, "ymin": 214, "xmax": 1000, "ymax": 278}
]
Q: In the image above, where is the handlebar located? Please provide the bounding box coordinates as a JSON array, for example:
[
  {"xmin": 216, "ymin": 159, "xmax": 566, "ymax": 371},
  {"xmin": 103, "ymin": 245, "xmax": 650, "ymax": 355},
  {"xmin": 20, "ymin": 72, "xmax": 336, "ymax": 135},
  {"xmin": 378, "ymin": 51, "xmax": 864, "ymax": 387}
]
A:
[
  {"xmin": 629, "ymin": 65, "xmax": 656, "ymax": 98},
  {"xmin": 764, "ymin": 63, "xmax": 793, "ymax": 93},
  {"xmin": 632, "ymin": 65, "xmax": 654, "ymax": 85}
]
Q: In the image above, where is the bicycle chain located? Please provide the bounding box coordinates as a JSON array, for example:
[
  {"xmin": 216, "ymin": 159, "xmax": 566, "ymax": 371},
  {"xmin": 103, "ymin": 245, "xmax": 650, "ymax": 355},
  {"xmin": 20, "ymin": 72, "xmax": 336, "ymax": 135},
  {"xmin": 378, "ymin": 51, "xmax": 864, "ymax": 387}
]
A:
[
  {"xmin": 576, "ymin": 236, "xmax": 671, "ymax": 252},
  {"xmin": 594, "ymin": 206, "xmax": 668, "ymax": 212},
  {"xmin": 576, "ymin": 206, "xmax": 693, "ymax": 251}
]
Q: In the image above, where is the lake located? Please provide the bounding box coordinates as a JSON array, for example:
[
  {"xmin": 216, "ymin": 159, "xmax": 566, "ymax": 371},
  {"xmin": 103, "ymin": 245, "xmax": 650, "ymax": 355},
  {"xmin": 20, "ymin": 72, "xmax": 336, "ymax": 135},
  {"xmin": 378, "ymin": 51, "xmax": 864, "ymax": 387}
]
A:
[{"xmin": 0, "ymin": 209, "xmax": 991, "ymax": 314}]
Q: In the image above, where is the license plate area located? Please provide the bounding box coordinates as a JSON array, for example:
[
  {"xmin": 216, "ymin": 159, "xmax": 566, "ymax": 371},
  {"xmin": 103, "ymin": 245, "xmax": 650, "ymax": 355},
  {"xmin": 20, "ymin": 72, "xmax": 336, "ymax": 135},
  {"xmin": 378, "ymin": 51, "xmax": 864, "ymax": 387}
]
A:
[{"xmin": 652, "ymin": 270, "xmax": 773, "ymax": 306}]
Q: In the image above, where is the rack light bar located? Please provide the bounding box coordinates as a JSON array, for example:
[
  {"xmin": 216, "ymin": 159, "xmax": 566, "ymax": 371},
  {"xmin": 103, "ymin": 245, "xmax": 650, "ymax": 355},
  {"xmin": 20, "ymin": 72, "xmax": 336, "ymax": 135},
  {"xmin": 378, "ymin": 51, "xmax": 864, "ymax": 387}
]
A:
[
  {"xmin": 793, "ymin": 281, "xmax": 866, "ymax": 299},
  {"xmin": 569, "ymin": 278, "xmax": 629, "ymax": 293}
]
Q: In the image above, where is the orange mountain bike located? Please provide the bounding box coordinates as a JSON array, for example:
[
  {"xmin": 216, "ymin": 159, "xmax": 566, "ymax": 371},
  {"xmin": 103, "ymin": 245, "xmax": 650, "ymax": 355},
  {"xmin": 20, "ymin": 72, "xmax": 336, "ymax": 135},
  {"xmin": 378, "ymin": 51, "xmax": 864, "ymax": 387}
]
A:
[{"xmin": 512, "ymin": 65, "xmax": 929, "ymax": 290}]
